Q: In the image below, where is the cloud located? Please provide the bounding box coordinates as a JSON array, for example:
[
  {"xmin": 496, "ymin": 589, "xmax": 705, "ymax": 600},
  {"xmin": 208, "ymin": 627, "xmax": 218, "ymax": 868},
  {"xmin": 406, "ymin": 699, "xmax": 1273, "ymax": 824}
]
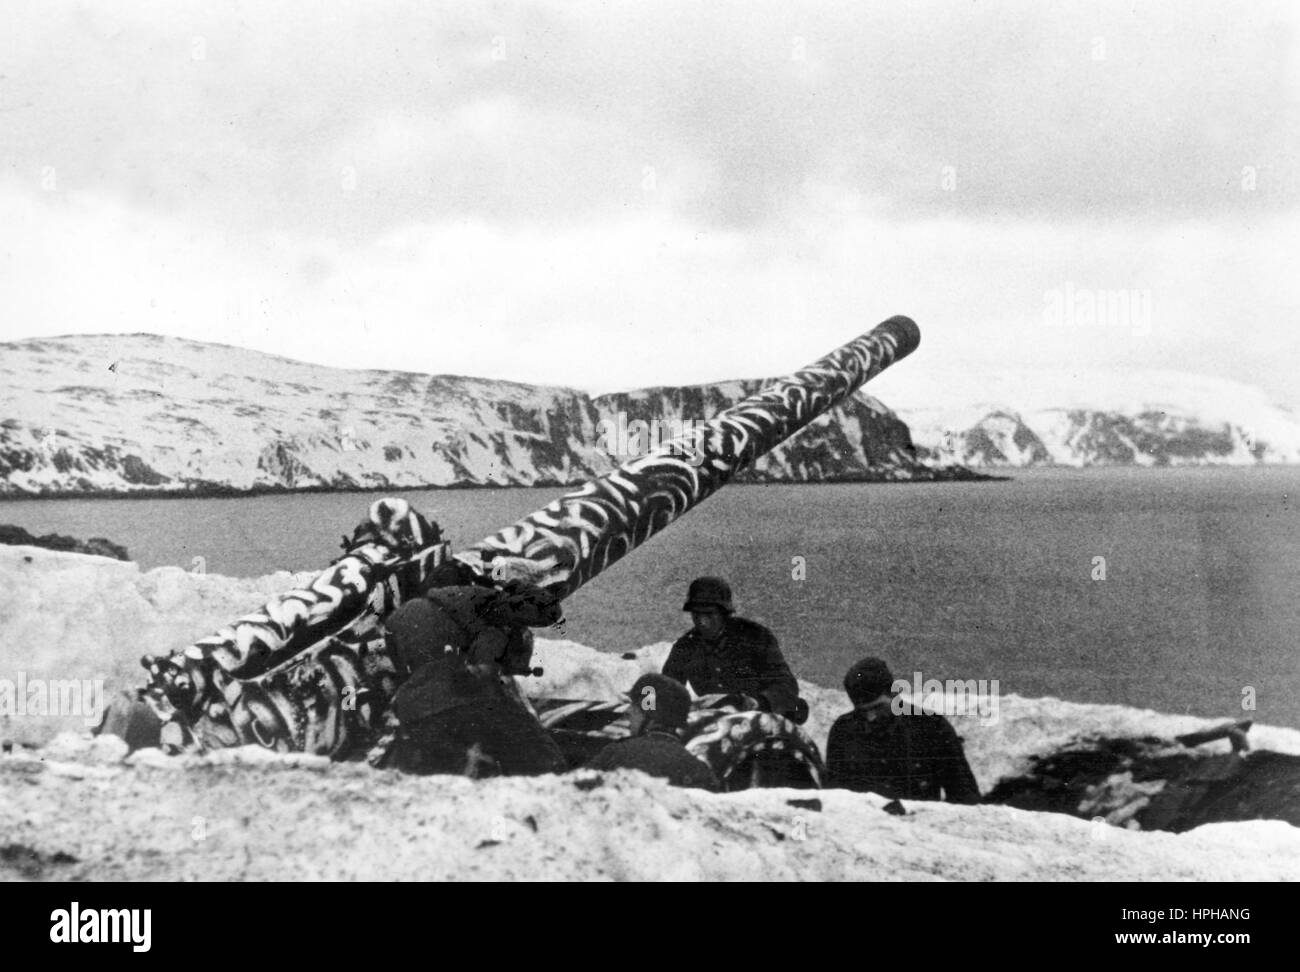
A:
[
  {"xmin": 5, "ymin": 175, "xmax": 1297, "ymax": 410},
  {"xmin": 3, "ymin": 0, "xmax": 1296, "ymax": 238},
  {"xmin": 1, "ymin": 1, "xmax": 1297, "ymax": 410}
]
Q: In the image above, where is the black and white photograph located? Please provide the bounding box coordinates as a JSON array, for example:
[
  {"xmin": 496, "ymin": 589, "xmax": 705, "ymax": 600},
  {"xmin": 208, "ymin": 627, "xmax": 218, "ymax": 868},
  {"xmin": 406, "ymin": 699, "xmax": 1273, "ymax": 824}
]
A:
[{"xmin": 0, "ymin": 0, "xmax": 1296, "ymax": 908}]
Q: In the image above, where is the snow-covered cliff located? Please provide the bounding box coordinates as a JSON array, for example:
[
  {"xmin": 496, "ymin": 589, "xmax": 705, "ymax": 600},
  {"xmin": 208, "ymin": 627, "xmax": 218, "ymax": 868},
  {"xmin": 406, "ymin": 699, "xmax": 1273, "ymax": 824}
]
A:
[
  {"xmin": 881, "ymin": 367, "xmax": 1300, "ymax": 467},
  {"xmin": 0, "ymin": 334, "xmax": 950, "ymax": 495},
  {"xmin": 2, "ymin": 334, "xmax": 1295, "ymax": 495}
]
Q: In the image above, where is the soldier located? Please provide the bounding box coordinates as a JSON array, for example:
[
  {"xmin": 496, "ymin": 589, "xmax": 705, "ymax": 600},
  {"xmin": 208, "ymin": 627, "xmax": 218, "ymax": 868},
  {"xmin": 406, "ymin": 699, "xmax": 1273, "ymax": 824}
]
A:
[
  {"xmin": 385, "ymin": 625, "xmax": 566, "ymax": 777},
  {"xmin": 661, "ymin": 577, "xmax": 803, "ymax": 721},
  {"xmin": 825, "ymin": 657, "xmax": 981, "ymax": 804},
  {"xmin": 383, "ymin": 572, "xmax": 562, "ymax": 678},
  {"xmin": 587, "ymin": 673, "xmax": 719, "ymax": 791},
  {"xmin": 381, "ymin": 558, "xmax": 567, "ymax": 777}
]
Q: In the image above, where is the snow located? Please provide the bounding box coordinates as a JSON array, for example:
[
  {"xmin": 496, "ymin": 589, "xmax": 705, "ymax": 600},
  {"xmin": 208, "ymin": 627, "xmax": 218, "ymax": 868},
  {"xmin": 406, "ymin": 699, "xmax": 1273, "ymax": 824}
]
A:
[
  {"xmin": 6, "ymin": 334, "xmax": 1292, "ymax": 499},
  {"xmin": 876, "ymin": 366, "xmax": 1300, "ymax": 465},
  {"xmin": 0, "ymin": 334, "xmax": 928, "ymax": 494},
  {"xmin": 2, "ymin": 545, "xmax": 1298, "ymax": 881},
  {"xmin": 0, "ymin": 334, "xmax": 599, "ymax": 493}
]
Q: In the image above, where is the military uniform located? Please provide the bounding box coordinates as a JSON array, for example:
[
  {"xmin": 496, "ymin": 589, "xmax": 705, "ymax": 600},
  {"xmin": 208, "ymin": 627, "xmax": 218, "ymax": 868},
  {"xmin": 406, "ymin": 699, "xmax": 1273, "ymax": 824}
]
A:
[
  {"xmin": 662, "ymin": 616, "xmax": 799, "ymax": 717},
  {"xmin": 587, "ymin": 730, "xmax": 720, "ymax": 791},
  {"xmin": 387, "ymin": 659, "xmax": 566, "ymax": 777},
  {"xmin": 825, "ymin": 705, "xmax": 981, "ymax": 804},
  {"xmin": 381, "ymin": 580, "xmax": 566, "ymax": 776},
  {"xmin": 384, "ymin": 583, "xmax": 562, "ymax": 674}
]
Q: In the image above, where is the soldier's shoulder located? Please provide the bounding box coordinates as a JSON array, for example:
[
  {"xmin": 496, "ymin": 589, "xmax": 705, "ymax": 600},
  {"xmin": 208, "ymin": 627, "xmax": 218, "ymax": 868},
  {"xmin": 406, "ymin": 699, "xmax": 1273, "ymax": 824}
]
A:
[
  {"xmin": 908, "ymin": 709, "xmax": 962, "ymax": 740},
  {"xmin": 649, "ymin": 736, "xmax": 716, "ymax": 778},
  {"xmin": 588, "ymin": 735, "xmax": 639, "ymax": 766},
  {"xmin": 828, "ymin": 710, "xmax": 859, "ymax": 733},
  {"xmin": 914, "ymin": 707, "xmax": 957, "ymax": 726},
  {"xmin": 728, "ymin": 616, "xmax": 776, "ymax": 640},
  {"xmin": 670, "ymin": 629, "xmax": 699, "ymax": 650},
  {"xmin": 425, "ymin": 584, "xmax": 483, "ymax": 604},
  {"xmin": 644, "ymin": 731, "xmax": 692, "ymax": 751},
  {"xmin": 831, "ymin": 709, "xmax": 888, "ymax": 740},
  {"xmin": 597, "ymin": 735, "xmax": 640, "ymax": 755},
  {"xmin": 595, "ymin": 734, "xmax": 677, "ymax": 769}
]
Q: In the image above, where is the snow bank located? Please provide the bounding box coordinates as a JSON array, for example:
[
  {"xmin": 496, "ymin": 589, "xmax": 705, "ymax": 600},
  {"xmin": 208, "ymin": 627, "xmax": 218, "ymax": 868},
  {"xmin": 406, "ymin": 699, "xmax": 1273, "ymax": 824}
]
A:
[
  {"xmin": 5, "ymin": 732, "xmax": 1298, "ymax": 881},
  {"xmin": 0, "ymin": 545, "xmax": 317, "ymax": 744},
  {"xmin": 2, "ymin": 546, "xmax": 1298, "ymax": 881}
]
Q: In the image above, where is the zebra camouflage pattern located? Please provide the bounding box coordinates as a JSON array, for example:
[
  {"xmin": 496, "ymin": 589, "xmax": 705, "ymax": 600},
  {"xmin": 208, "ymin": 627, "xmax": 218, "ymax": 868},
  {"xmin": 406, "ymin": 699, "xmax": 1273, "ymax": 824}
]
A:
[
  {"xmin": 535, "ymin": 695, "xmax": 825, "ymax": 788},
  {"xmin": 458, "ymin": 315, "xmax": 920, "ymax": 596},
  {"xmin": 139, "ymin": 498, "xmax": 450, "ymax": 756}
]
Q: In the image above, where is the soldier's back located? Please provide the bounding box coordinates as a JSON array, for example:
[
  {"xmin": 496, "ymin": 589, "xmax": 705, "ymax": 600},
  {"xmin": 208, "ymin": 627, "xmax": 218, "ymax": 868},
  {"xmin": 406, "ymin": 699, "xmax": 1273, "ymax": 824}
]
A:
[
  {"xmin": 588, "ymin": 732, "xmax": 720, "ymax": 791},
  {"xmin": 827, "ymin": 708, "xmax": 960, "ymax": 801}
]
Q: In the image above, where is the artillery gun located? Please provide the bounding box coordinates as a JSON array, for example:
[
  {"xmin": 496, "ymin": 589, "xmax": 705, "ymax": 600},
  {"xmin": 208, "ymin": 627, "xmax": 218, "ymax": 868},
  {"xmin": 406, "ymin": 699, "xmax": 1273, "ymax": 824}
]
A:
[{"xmin": 127, "ymin": 316, "xmax": 923, "ymax": 789}]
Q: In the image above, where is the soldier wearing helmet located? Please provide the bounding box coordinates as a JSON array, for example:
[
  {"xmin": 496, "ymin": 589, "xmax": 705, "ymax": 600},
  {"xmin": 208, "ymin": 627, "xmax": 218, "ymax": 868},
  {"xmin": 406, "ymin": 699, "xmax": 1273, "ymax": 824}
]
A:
[
  {"xmin": 379, "ymin": 559, "xmax": 566, "ymax": 777},
  {"xmin": 661, "ymin": 577, "xmax": 802, "ymax": 720},
  {"xmin": 586, "ymin": 673, "xmax": 719, "ymax": 791},
  {"xmin": 826, "ymin": 657, "xmax": 981, "ymax": 804}
]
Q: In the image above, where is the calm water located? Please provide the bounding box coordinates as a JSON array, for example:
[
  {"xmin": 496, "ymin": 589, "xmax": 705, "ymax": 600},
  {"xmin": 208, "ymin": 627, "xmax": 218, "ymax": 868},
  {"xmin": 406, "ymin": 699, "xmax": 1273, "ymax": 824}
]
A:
[{"xmin": 5, "ymin": 467, "xmax": 1299, "ymax": 728}]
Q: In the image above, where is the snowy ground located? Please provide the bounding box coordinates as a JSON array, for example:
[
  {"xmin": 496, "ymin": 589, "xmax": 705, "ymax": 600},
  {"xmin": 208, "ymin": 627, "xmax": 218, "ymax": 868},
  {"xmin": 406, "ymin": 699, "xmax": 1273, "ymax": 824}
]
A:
[{"xmin": 2, "ymin": 545, "xmax": 1298, "ymax": 881}]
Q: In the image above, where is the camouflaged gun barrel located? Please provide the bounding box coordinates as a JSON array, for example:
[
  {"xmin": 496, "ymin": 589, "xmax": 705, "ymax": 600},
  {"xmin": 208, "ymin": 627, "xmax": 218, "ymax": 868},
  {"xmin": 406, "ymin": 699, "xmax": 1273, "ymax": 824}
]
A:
[{"xmin": 458, "ymin": 315, "xmax": 921, "ymax": 596}]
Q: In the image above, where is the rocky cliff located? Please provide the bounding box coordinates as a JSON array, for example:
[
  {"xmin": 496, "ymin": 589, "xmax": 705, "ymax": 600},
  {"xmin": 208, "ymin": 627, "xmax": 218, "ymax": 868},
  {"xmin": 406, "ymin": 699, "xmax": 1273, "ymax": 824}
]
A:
[
  {"xmin": 3, "ymin": 334, "xmax": 1294, "ymax": 496},
  {"xmin": 884, "ymin": 367, "xmax": 1300, "ymax": 468},
  {"xmin": 0, "ymin": 334, "xmax": 957, "ymax": 496}
]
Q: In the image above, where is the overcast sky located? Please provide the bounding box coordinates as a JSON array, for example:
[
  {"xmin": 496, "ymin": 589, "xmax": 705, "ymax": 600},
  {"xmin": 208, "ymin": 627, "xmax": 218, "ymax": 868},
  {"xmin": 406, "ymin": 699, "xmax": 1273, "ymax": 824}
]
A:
[{"xmin": 2, "ymin": 0, "xmax": 1297, "ymax": 409}]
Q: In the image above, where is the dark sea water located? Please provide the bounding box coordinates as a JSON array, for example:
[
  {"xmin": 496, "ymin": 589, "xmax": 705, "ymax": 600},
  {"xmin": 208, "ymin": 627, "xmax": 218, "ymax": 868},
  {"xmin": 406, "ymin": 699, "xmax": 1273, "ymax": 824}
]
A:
[{"xmin": 5, "ymin": 467, "xmax": 1298, "ymax": 729}]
